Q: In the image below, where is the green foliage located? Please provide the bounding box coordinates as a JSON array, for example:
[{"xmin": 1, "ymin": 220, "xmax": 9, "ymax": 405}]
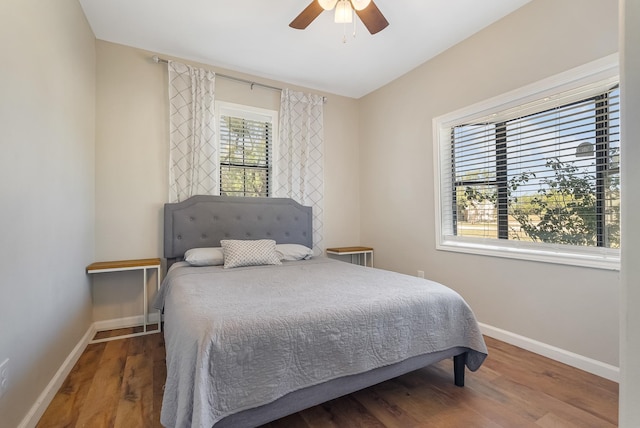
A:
[
  {"xmin": 510, "ymin": 158, "xmax": 597, "ymax": 246},
  {"xmin": 509, "ymin": 158, "xmax": 620, "ymax": 248},
  {"xmin": 603, "ymin": 174, "xmax": 621, "ymax": 248},
  {"xmin": 220, "ymin": 167, "xmax": 267, "ymax": 197},
  {"xmin": 457, "ymin": 158, "xmax": 620, "ymax": 248}
]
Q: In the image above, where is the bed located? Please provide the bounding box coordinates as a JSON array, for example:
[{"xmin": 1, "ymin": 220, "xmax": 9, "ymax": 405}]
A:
[{"xmin": 154, "ymin": 195, "xmax": 487, "ymax": 428}]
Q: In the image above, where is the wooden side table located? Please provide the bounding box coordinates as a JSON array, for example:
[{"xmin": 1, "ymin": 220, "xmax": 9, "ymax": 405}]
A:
[
  {"xmin": 326, "ymin": 246, "xmax": 374, "ymax": 267},
  {"xmin": 86, "ymin": 258, "xmax": 162, "ymax": 343}
]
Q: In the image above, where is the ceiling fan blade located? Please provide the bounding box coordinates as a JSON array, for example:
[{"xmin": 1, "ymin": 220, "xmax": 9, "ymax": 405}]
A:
[
  {"xmin": 355, "ymin": 0, "xmax": 389, "ymax": 34},
  {"xmin": 289, "ymin": 1, "xmax": 324, "ymax": 30}
]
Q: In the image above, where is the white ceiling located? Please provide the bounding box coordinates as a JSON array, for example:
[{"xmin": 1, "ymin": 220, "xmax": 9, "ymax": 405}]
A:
[{"xmin": 79, "ymin": 0, "xmax": 531, "ymax": 99}]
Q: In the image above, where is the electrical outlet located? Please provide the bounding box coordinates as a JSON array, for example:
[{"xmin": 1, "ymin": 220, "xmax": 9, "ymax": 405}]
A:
[
  {"xmin": 417, "ymin": 270, "xmax": 425, "ymax": 278},
  {"xmin": 0, "ymin": 358, "xmax": 9, "ymax": 399}
]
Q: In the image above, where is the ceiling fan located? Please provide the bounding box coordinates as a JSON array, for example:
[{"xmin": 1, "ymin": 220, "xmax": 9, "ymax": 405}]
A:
[{"xmin": 289, "ymin": 0, "xmax": 389, "ymax": 35}]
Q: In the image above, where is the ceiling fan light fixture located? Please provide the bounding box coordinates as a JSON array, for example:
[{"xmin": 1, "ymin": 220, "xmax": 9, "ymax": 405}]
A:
[
  {"xmin": 350, "ymin": 0, "xmax": 371, "ymax": 11},
  {"xmin": 334, "ymin": 0, "xmax": 353, "ymax": 23},
  {"xmin": 289, "ymin": 0, "xmax": 388, "ymax": 35},
  {"xmin": 318, "ymin": 0, "xmax": 338, "ymax": 10}
]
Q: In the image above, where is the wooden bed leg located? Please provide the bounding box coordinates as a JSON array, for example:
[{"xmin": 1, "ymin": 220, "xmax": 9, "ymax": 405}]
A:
[{"xmin": 453, "ymin": 353, "xmax": 465, "ymax": 387}]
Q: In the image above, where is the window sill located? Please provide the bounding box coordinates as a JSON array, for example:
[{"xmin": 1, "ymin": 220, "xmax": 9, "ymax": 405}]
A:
[{"xmin": 437, "ymin": 238, "xmax": 620, "ymax": 271}]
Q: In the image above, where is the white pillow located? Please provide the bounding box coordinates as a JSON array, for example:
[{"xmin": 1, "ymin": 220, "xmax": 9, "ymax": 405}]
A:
[
  {"xmin": 275, "ymin": 243, "xmax": 314, "ymax": 261},
  {"xmin": 220, "ymin": 239, "xmax": 282, "ymax": 269},
  {"xmin": 184, "ymin": 247, "xmax": 224, "ymax": 266}
]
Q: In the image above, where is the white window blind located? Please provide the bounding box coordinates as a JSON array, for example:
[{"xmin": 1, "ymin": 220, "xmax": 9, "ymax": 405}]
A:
[
  {"xmin": 433, "ymin": 56, "xmax": 620, "ymax": 269},
  {"xmin": 217, "ymin": 104, "xmax": 277, "ymax": 197}
]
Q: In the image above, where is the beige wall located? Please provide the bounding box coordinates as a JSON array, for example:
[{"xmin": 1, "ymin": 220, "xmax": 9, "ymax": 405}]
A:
[
  {"xmin": 0, "ymin": 0, "xmax": 96, "ymax": 426},
  {"xmin": 93, "ymin": 41, "xmax": 361, "ymax": 320},
  {"xmin": 619, "ymin": 0, "xmax": 640, "ymax": 424},
  {"xmin": 358, "ymin": 0, "xmax": 620, "ymax": 366}
]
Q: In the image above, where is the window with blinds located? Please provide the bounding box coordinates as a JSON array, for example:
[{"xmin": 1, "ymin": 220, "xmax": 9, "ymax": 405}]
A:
[
  {"xmin": 433, "ymin": 56, "xmax": 620, "ymax": 269},
  {"xmin": 217, "ymin": 104, "xmax": 277, "ymax": 197}
]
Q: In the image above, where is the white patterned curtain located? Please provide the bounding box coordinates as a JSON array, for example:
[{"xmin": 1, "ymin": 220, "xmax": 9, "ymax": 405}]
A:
[
  {"xmin": 168, "ymin": 61, "xmax": 216, "ymax": 202},
  {"xmin": 275, "ymin": 89, "xmax": 325, "ymax": 254}
]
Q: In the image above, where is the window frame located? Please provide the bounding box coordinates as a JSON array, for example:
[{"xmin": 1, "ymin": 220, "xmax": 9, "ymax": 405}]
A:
[
  {"xmin": 215, "ymin": 101, "xmax": 279, "ymax": 198},
  {"xmin": 432, "ymin": 54, "xmax": 620, "ymax": 270}
]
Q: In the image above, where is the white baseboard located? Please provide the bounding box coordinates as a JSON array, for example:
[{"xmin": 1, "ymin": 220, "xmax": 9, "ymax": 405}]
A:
[
  {"xmin": 17, "ymin": 325, "xmax": 96, "ymax": 428},
  {"xmin": 479, "ymin": 322, "xmax": 620, "ymax": 382},
  {"xmin": 93, "ymin": 313, "xmax": 161, "ymax": 332}
]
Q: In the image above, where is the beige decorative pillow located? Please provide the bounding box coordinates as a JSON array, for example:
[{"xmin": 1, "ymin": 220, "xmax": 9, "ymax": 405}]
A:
[{"xmin": 220, "ymin": 239, "xmax": 282, "ymax": 269}]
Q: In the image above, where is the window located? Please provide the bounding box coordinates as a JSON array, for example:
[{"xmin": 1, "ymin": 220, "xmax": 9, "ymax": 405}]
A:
[
  {"xmin": 216, "ymin": 102, "xmax": 278, "ymax": 197},
  {"xmin": 433, "ymin": 55, "xmax": 620, "ymax": 269}
]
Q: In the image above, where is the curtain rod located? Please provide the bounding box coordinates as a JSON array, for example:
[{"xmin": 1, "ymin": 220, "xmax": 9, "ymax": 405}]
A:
[
  {"xmin": 152, "ymin": 55, "xmax": 327, "ymax": 103},
  {"xmin": 152, "ymin": 55, "xmax": 284, "ymax": 92}
]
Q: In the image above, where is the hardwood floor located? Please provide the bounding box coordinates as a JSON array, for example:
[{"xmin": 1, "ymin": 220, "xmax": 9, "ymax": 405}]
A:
[{"xmin": 36, "ymin": 332, "xmax": 618, "ymax": 428}]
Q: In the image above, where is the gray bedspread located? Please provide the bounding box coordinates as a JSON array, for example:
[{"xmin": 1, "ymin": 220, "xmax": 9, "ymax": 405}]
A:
[{"xmin": 153, "ymin": 257, "xmax": 487, "ymax": 428}]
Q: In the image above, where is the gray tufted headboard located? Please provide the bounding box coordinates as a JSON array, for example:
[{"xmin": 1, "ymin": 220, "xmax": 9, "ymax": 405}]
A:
[{"xmin": 164, "ymin": 195, "xmax": 313, "ymax": 264}]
